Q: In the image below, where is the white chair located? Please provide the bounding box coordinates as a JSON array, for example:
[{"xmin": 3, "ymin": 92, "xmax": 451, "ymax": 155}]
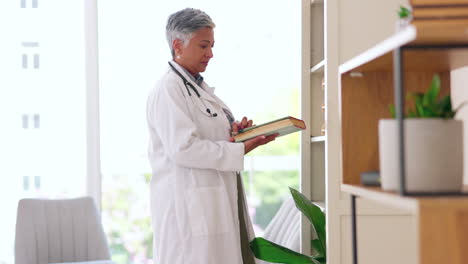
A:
[
  {"xmin": 261, "ymin": 197, "xmax": 301, "ymax": 252},
  {"xmin": 15, "ymin": 197, "xmax": 111, "ymax": 264}
]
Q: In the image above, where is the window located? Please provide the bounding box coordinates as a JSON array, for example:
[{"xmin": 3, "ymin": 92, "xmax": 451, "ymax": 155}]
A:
[
  {"xmin": 21, "ymin": 42, "xmax": 40, "ymax": 69},
  {"xmin": 98, "ymin": 1, "xmax": 300, "ymax": 263},
  {"xmin": 20, "ymin": 0, "xmax": 38, "ymax": 9},
  {"xmin": 0, "ymin": 1, "xmax": 87, "ymax": 262}
]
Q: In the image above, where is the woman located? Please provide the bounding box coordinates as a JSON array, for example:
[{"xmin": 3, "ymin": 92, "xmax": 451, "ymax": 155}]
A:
[{"xmin": 146, "ymin": 8, "xmax": 277, "ymax": 264}]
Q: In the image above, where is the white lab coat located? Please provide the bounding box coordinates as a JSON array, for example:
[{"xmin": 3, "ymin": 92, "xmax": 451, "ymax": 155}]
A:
[{"xmin": 146, "ymin": 61, "xmax": 257, "ymax": 264}]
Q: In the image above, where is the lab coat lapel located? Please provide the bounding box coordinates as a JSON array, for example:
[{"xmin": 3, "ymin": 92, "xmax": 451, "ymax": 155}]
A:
[
  {"xmin": 200, "ymin": 82, "xmax": 231, "ymax": 111},
  {"xmin": 168, "ymin": 61, "xmax": 219, "ymax": 105}
]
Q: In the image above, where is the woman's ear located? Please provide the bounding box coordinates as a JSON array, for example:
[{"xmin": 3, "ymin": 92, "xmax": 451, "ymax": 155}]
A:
[{"xmin": 173, "ymin": 39, "xmax": 183, "ymax": 58}]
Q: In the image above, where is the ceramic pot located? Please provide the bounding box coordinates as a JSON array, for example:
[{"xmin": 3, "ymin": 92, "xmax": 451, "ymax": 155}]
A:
[{"xmin": 379, "ymin": 119, "xmax": 463, "ymax": 192}]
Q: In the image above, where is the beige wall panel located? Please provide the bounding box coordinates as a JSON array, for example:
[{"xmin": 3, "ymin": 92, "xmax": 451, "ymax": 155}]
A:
[
  {"xmin": 339, "ymin": 0, "xmax": 409, "ymax": 63},
  {"xmin": 340, "ymin": 215, "xmax": 417, "ymax": 264},
  {"xmin": 311, "ymin": 3, "xmax": 324, "ymax": 66},
  {"xmin": 310, "ymin": 74, "xmax": 325, "ymax": 136},
  {"xmin": 451, "ymin": 67, "xmax": 468, "ymax": 185},
  {"xmin": 311, "ymin": 142, "xmax": 325, "ymax": 201}
]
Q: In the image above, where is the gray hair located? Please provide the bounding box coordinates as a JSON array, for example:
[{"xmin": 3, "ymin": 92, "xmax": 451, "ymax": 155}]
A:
[{"xmin": 166, "ymin": 8, "xmax": 216, "ymax": 57}]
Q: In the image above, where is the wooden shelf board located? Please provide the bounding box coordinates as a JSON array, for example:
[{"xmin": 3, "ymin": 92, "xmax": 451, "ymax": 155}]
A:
[
  {"xmin": 341, "ymin": 184, "xmax": 468, "ymax": 213},
  {"xmin": 310, "ymin": 60, "xmax": 325, "ymax": 73},
  {"xmin": 412, "ymin": 18, "xmax": 468, "ymax": 45},
  {"xmin": 411, "ymin": 0, "xmax": 468, "ymax": 6},
  {"xmin": 310, "ymin": 135, "xmax": 325, "ymax": 143},
  {"xmin": 340, "ymin": 20, "xmax": 468, "ymax": 74}
]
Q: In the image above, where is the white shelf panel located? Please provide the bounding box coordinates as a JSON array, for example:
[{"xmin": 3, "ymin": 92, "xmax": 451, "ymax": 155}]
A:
[
  {"xmin": 312, "ymin": 201, "xmax": 326, "ymax": 212},
  {"xmin": 310, "ymin": 60, "xmax": 325, "ymax": 73},
  {"xmin": 310, "ymin": 136, "xmax": 325, "ymax": 143},
  {"xmin": 339, "ymin": 25, "xmax": 416, "ymax": 74}
]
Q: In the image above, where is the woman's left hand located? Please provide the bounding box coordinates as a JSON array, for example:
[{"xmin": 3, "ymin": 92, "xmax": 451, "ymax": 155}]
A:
[{"xmin": 230, "ymin": 116, "xmax": 253, "ymax": 138}]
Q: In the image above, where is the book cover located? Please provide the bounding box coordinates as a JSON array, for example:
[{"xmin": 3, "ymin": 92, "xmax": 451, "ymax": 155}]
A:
[{"xmin": 233, "ymin": 116, "xmax": 306, "ymax": 142}]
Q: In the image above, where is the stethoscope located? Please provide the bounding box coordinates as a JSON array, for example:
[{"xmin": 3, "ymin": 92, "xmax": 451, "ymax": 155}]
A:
[{"xmin": 168, "ymin": 62, "xmax": 218, "ymax": 117}]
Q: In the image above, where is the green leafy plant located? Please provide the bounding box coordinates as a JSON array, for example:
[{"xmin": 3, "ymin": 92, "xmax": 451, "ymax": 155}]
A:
[
  {"xmin": 389, "ymin": 74, "xmax": 460, "ymax": 119},
  {"xmin": 250, "ymin": 187, "xmax": 326, "ymax": 264},
  {"xmin": 397, "ymin": 6, "xmax": 411, "ymax": 19}
]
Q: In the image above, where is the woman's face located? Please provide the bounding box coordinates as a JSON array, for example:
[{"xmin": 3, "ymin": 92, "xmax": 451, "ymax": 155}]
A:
[{"xmin": 175, "ymin": 27, "xmax": 214, "ymax": 75}]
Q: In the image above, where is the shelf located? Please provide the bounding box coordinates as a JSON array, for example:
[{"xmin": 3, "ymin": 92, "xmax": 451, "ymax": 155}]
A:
[
  {"xmin": 343, "ymin": 184, "xmax": 468, "ymax": 264},
  {"xmin": 310, "ymin": 136, "xmax": 325, "ymax": 143},
  {"xmin": 339, "ymin": 26, "xmax": 416, "ymax": 74},
  {"xmin": 411, "ymin": 0, "xmax": 468, "ymax": 6},
  {"xmin": 339, "ymin": 20, "xmax": 468, "ymax": 74},
  {"xmin": 310, "ymin": 60, "xmax": 325, "ymax": 73},
  {"xmin": 341, "ymin": 184, "xmax": 468, "ymax": 213},
  {"xmin": 312, "ymin": 201, "xmax": 325, "ymax": 212}
]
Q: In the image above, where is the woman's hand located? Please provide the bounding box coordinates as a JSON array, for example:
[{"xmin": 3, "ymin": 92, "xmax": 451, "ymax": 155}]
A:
[
  {"xmin": 228, "ymin": 116, "xmax": 278, "ymax": 154},
  {"xmin": 242, "ymin": 134, "xmax": 279, "ymax": 154},
  {"xmin": 230, "ymin": 116, "xmax": 254, "ymax": 137}
]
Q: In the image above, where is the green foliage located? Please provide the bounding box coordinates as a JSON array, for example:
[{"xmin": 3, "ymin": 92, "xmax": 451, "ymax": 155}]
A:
[
  {"xmin": 389, "ymin": 74, "xmax": 457, "ymax": 119},
  {"xmin": 289, "ymin": 188, "xmax": 325, "ymax": 260},
  {"xmin": 250, "ymin": 238, "xmax": 320, "ymax": 264},
  {"xmin": 243, "ymin": 171, "xmax": 299, "ymax": 229},
  {"xmin": 397, "ymin": 6, "xmax": 411, "ymax": 19},
  {"xmin": 102, "ymin": 173, "xmax": 153, "ymax": 264},
  {"xmin": 250, "ymin": 188, "xmax": 326, "ymax": 264}
]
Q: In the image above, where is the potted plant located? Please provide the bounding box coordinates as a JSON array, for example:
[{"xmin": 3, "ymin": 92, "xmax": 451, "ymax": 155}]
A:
[
  {"xmin": 250, "ymin": 187, "xmax": 326, "ymax": 264},
  {"xmin": 395, "ymin": 6, "xmax": 412, "ymax": 31},
  {"xmin": 380, "ymin": 74, "xmax": 464, "ymax": 192}
]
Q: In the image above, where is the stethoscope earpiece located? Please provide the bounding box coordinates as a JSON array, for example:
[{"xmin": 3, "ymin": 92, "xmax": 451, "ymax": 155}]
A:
[{"xmin": 169, "ymin": 61, "xmax": 218, "ymax": 118}]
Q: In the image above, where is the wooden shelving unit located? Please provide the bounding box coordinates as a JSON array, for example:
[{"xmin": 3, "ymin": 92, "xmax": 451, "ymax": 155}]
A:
[
  {"xmin": 310, "ymin": 136, "xmax": 325, "ymax": 143},
  {"xmin": 301, "ymin": 0, "xmax": 325, "ymax": 256},
  {"xmin": 310, "ymin": 60, "xmax": 325, "ymax": 73},
  {"xmin": 342, "ymin": 183, "xmax": 468, "ymax": 264},
  {"xmin": 339, "ymin": 16, "xmax": 468, "ymax": 264}
]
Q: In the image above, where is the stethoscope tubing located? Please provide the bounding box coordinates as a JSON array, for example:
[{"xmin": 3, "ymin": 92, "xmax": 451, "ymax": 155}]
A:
[{"xmin": 168, "ymin": 61, "xmax": 217, "ymax": 117}]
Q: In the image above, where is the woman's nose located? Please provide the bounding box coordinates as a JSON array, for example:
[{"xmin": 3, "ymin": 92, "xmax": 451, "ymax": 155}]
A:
[{"xmin": 206, "ymin": 47, "xmax": 213, "ymax": 58}]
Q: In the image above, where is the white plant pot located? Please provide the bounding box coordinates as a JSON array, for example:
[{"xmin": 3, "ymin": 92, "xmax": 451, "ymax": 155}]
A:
[
  {"xmin": 395, "ymin": 18, "xmax": 412, "ymax": 32},
  {"xmin": 379, "ymin": 119, "xmax": 464, "ymax": 192}
]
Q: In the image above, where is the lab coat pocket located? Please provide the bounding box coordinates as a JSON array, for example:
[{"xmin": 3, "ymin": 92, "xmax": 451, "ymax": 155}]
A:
[{"xmin": 185, "ymin": 186, "xmax": 232, "ymax": 237}]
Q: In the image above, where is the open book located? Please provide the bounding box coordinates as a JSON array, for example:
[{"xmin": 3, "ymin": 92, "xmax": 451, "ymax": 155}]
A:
[{"xmin": 233, "ymin": 116, "xmax": 306, "ymax": 142}]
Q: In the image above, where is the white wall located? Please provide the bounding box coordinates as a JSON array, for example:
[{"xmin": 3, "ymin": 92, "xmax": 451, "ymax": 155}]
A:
[
  {"xmin": 451, "ymin": 67, "xmax": 468, "ymax": 184},
  {"xmin": 338, "ymin": 0, "xmax": 409, "ymax": 63}
]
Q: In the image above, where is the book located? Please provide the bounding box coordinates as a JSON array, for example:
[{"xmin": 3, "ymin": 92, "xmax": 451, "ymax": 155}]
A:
[{"xmin": 233, "ymin": 116, "xmax": 306, "ymax": 142}]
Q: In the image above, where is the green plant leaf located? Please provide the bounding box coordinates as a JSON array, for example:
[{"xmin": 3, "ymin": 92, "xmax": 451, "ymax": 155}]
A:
[
  {"xmin": 398, "ymin": 6, "xmax": 411, "ymax": 18},
  {"xmin": 250, "ymin": 237, "xmax": 319, "ymax": 264},
  {"xmin": 289, "ymin": 187, "xmax": 326, "ymax": 259},
  {"xmin": 439, "ymin": 95, "xmax": 452, "ymax": 116},
  {"xmin": 391, "ymin": 75, "xmax": 456, "ymax": 118},
  {"xmin": 423, "ymin": 75, "xmax": 440, "ymax": 107},
  {"xmin": 388, "ymin": 104, "xmax": 396, "ymax": 118},
  {"xmin": 414, "ymin": 93, "xmax": 425, "ymax": 117},
  {"xmin": 407, "ymin": 110, "xmax": 417, "ymax": 118},
  {"xmin": 311, "ymin": 239, "xmax": 325, "ymax": 259}
]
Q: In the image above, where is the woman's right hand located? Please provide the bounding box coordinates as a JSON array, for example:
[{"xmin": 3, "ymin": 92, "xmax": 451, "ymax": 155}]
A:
[{"xmin": 243, "ymin": 134, "xmax": 279, "ymax": 154}]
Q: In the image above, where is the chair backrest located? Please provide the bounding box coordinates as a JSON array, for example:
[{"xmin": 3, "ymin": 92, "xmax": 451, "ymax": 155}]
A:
[
  {"xmin": 15, "ymin": 197, "xmax": 110, "ymax": 264},
  {"xmin": 261, "ymin": 197, "xmax": 301, "ymax": 252}
]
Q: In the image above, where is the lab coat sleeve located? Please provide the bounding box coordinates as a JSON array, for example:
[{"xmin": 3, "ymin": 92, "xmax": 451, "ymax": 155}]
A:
[{"xmin": 149, "ymin": 76, "xmax": 244, "ymax": 172}]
